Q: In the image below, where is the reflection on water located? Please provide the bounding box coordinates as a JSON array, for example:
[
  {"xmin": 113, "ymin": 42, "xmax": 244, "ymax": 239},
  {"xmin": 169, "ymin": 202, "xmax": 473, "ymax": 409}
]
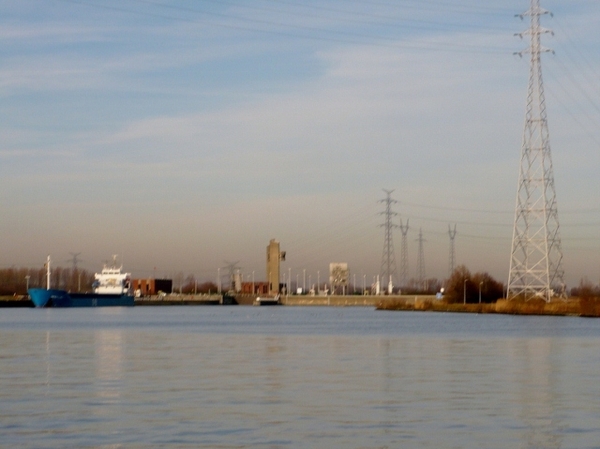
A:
[
  {"xmin": 0, "ymin": 308, "xmax": 599, "ymax": 448},
  {"xmin": 514, "ymin": 338, "xmax": 561, "ymax": 449},
  {"xmin": 94, "ymin": 329, "xmax": 123, "ymax": 404}
]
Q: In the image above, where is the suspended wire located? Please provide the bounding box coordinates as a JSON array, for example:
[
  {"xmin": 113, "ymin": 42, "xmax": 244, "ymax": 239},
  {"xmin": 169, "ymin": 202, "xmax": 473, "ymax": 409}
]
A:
[
  {"xmin": 399, "ymin": 201, "xmax": 512, "ymax": 215},
  {"xmin": 544, "ymin": 65, "xmax": 600, "ymax": 150},
  {"xmin": 282, "ymin": 192, "xmax": 599, "ymax": 262},
  {"xmin": 348, "ymin": 0, "xmax": 516, "ymax": 16},
  {"xmin": 283, "ymin": 197, "xmax": 600, "ymax": 267},
  {"xmin": 526, "ymin": 13, "xmax": 600, "ymax": 152},
  {"xmin": 552, "ymin": 56, "xmax": 600, "ymax": 119},
  {"xmin": 56, "ymin": 0, "xmax": 513, "ymax": 54},
  {"xmin": 553, "ymin": 17, "xmax": 600, "ymax": 101},
  {"xmin": 399, "ymin": 200, "xmax": 599, "ymax": 215},
  {"xmin": 405, "ymin": 214, "xmax": 511, "ymax": 228},
  {"xmin": 256, "ymin": 0, "xmax": 513, "ymax": 33}
]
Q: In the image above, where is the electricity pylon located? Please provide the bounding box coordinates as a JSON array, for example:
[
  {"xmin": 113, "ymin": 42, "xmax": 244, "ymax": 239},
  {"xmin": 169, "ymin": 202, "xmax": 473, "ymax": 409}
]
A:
[
  {"xmin": 416, "ymin": 228, "xmax": 426, "ymax": 288},
  {"xmin": 67, "ymin": 252, "xmax": 83, "ymax": 270},
  {"xmin": 448, "ymin": 224, "xmax": 457, "ymax": 277},
  {"xmin": 399, "ymin": 218, "xmax": 409, "ymax": 288},
  {"xmin": 379, "ymin": 189, "xmax": 399, "ymax": 292},
  {"xmin": 507, "ymin": 0, "xmax": 565, "ymax": 301},
  {"xmin": 222, "ymin": 261, "xmax": 241, "ymax": 291}
]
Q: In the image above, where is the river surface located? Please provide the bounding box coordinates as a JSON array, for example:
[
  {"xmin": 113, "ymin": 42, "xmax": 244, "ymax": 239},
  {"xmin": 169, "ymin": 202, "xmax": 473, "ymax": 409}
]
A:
[{"xmin": 1, "ymin": 306, "xmax": 599, "ymax": 449}]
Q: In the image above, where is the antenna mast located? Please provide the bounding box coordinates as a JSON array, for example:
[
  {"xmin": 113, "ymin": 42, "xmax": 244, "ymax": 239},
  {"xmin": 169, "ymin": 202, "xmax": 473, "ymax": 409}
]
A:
[
  {"xmin": 508, "ymin": 0, "xmax": 565, "ymax": 301},
  {"xmin": 379, "ymin": 189, "xmax": 399, "ymax": 292},
  {"xmin": 46, "ymin": 255, "xmax": 51, "ymax": 290}
]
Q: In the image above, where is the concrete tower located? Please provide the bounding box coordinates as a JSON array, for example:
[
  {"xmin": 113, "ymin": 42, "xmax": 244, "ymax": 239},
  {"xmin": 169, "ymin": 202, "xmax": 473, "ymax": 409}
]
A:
[{"xmin": 266, "ymin": 239, "xmax": 285, "ymax": 295}]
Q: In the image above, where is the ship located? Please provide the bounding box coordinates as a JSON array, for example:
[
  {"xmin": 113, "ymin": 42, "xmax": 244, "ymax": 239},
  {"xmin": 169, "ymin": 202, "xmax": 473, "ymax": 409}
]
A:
[{"xmin": 28, "ymin": 255, "xmax": 134, "ymax": 308}]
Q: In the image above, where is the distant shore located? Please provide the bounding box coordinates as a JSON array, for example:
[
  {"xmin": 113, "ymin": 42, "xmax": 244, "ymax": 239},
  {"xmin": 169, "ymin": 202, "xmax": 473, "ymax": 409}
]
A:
[
  {"xmin": 2, "ymin": 294, "xmax": 599, "ymax": 316},
  {"xmin": 0, "ymin": 296, "xmax": 33, "ymax": 308},
  {"xmin": 375, "ymin": 295, "xmax": 600, "ymax": 317}
]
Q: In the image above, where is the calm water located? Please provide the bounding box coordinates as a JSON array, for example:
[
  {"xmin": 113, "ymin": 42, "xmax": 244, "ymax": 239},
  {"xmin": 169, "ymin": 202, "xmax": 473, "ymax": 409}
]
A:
[{"xmin": 1, "ymin": 306, "xmax": 599, "ymax": 449}]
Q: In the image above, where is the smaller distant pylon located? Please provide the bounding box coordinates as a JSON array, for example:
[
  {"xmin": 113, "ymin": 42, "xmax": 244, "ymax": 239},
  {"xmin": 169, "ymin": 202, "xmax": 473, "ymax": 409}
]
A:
[
  {"xmin": 416, "ymin": 228, "xmax": 426, "ymax": 288},
  {"xmin": 448, "ymin": 224, "xmax": 457, "ymax": 277},
  {"xmin": 379, "ymin": 189, "xmax": 399, "ymax": 292},
  {"xmin": 399, "ymin": 218, "xmax": 409, "ymax": 288}
]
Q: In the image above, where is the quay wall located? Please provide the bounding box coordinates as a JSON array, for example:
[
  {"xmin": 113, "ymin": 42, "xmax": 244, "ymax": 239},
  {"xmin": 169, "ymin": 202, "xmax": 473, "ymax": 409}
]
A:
[
  {"xmin": 135, "ymin": 294, "xmax": 223, "ymax": 306},
  {"xmin": 281, "ymin": 295, "xmax": 435, "ymax": 307}
]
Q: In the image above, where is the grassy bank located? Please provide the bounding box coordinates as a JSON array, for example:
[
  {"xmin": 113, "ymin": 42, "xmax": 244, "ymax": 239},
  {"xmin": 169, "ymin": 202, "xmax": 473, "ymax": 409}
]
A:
[{"xmin": 376, "ymin": 296, "xmax": 600, "ymax": 317}]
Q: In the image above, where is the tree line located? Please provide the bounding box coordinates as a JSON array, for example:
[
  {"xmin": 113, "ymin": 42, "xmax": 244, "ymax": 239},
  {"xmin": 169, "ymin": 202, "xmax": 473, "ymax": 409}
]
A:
[
  {"xmin": 0, "ymin": 267, "xmax": 95, "ymax": 295},
  {"xmin": 3, "ymin": 264, "xmax": 596, "ymax": 299}
]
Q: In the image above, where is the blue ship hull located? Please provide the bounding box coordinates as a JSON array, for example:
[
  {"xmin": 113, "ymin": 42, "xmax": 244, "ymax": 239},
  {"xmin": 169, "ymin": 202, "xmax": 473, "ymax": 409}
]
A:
[
  {"xmin": 28, "ymin": 289, "xmax": 69, "ymax": 307},
  {"xmin": 28, "ymin": 288, "xmax": 134, "ymax": 308}
]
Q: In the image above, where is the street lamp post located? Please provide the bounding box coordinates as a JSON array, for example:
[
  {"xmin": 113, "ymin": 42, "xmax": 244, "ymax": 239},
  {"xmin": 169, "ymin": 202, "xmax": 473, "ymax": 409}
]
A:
[
  {"xmin": 479, "ymin": 281, "xmax": 483, "ymax": 304},
  {"xmin": 464, "ymin": 279, "xmax": 467, "ymax": 304},
  {"xmin": 217, "ymin": 268, "xmax": 221, "ymax": 294},
  {"xmin": 25, "ymin": 275, "xmax": 30, "ymax": 292}
]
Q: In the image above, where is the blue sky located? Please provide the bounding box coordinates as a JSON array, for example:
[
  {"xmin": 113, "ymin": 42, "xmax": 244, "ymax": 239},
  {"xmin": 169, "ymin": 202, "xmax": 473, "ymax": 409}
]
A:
[{"xmin": 1, "ymin": 0, "xmax": 599, "ymax": 289}]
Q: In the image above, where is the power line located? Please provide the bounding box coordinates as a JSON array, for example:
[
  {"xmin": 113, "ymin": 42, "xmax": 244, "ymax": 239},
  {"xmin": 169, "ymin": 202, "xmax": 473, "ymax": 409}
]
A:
[
  {"xmin": 55, "ymin": 0, "xmax": 513, "ymax": 54},
  {"xmin": 258, "ymin": 0, "xmax": 514, "ymax": 33}
]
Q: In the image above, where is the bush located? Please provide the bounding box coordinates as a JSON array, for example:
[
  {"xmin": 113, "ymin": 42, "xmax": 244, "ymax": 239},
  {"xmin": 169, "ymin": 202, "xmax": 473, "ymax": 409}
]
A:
[{"xmin": 444, "ymin": 266, "xmax": 504, "ymax": 304}]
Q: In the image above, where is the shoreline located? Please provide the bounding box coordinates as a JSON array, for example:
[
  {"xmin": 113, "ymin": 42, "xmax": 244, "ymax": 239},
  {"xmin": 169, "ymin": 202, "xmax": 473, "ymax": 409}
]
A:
[
  {"xmin": 2, "ymin": 294, "xmax": 599, "ymax": 317},
  {"xmin": 375, "ymin": 296, "xmax": 600, "ymax": 317}
]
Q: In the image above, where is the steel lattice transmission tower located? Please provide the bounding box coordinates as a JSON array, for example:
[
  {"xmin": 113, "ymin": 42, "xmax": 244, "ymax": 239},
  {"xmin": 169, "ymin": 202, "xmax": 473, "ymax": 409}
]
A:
[
  {"xmin": 448, "ymin": 224, "xmax": 457, "ymax": 277},
  {"xmin": 379, "ymin": 189, "xmax": 399, "ymax": 292},
  {"xmin": 222, "ymin": 260, "xmax": 241, "ymax": 291},
  {"xmin": 399, "ymin": 218, "xmax": 409, "ymax": 287},
  {"xmin": 507, "ymin": 0, "xmax": 565, "ymax": 301},
  {"xmin": 416, "ymin": 228, "xmax": 426, "ymax": 288},
  {"xmin": 67, "ymin": 252, "xmax": 83, "ymax": 270}
]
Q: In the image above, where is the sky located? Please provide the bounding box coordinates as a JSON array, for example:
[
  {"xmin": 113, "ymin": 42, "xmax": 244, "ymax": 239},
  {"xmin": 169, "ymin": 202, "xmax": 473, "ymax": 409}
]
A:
[{"xmin": 1, "ymin": 0, "xmax": 599, "ymax": 289}]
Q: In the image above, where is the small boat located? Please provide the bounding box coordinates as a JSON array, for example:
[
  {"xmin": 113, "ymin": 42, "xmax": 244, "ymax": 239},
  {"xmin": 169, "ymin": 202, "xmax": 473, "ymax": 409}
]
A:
[
  {"xmin": 28, "ymin": 255, "xmax": 134, "ymax": 308},
  {"xmin": 253, "ymin": 294, "xmax": 281, "ymax": 306}
]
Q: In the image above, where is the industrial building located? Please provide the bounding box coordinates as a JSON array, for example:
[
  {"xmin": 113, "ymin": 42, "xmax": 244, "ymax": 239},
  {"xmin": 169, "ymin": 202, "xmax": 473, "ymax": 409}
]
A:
[{"xmin": 131, "ymin": 278, "xmax": 173, "ymax": 296}]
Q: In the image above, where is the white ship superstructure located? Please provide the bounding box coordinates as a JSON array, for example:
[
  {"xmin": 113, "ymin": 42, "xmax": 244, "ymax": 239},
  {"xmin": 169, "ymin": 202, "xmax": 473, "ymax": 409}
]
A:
[{"xmin": 93, "ymin": 256, "xmax": 131, "ymax": 295}]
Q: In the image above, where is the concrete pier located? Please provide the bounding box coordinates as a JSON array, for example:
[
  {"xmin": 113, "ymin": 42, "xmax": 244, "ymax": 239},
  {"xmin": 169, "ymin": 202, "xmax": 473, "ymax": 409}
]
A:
[{"xmin": 134, "ymin": 294, "xmax": 223, "ymax": 306}]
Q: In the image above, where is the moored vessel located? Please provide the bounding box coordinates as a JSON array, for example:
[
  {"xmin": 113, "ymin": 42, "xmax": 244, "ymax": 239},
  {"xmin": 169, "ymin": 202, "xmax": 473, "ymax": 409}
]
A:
[
  {"xmin": 28, "ymin": 255, "xmax": 134, "ymax": 307},
  {"xmin": 253, "ymin": 294, "xmax": 281, "ymax": 306}
]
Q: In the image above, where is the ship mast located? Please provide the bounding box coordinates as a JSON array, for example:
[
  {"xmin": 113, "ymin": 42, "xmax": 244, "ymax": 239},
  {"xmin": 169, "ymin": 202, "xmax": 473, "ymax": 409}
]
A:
[{"xmin": 46, "ymin": 255, "xmax": 51, "ymax": 290}]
